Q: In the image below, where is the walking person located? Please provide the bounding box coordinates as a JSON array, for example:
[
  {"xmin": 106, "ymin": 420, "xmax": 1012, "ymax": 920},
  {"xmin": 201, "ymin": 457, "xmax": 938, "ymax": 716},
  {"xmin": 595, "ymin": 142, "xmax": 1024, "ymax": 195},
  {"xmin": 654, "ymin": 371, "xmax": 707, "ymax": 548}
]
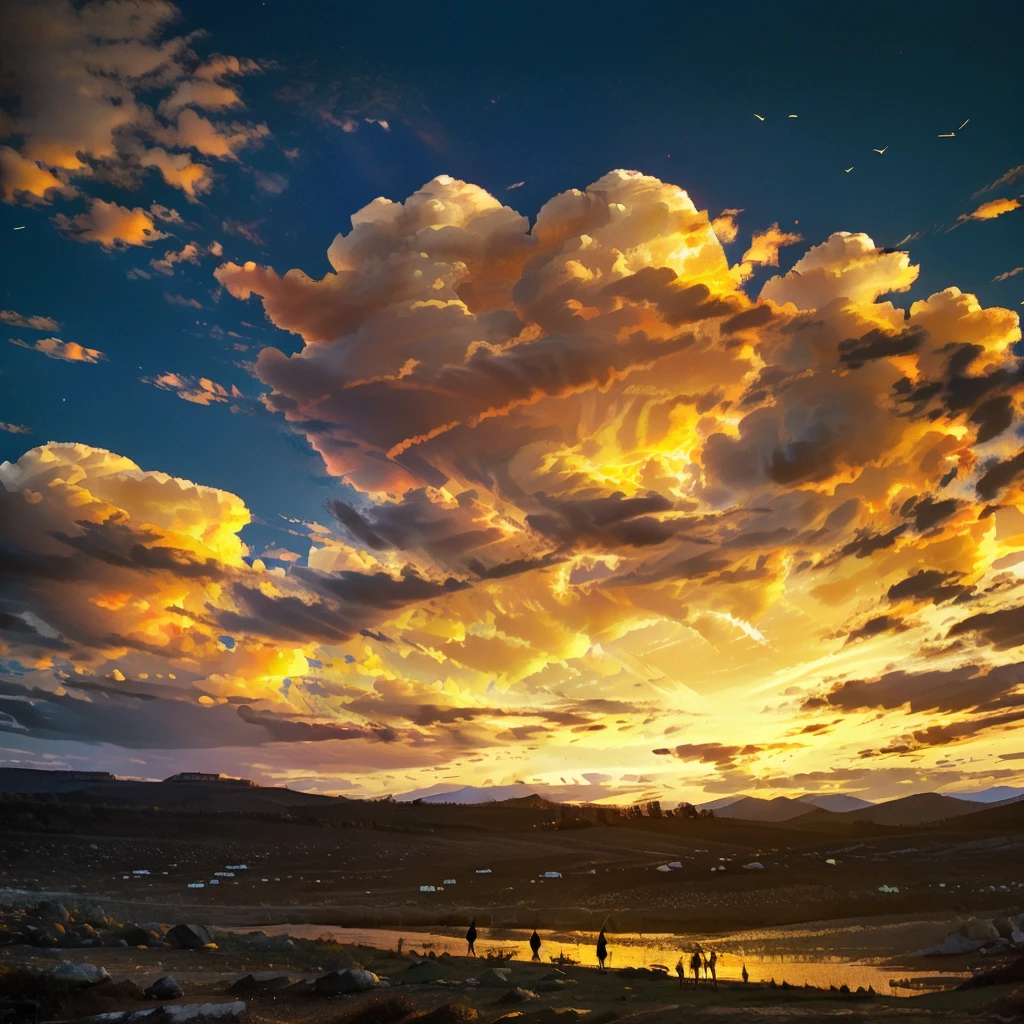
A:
[
  {"xmin": 465, "ymin": 919, "xmax": 477, "ymax": 956},
  {"xmin": 675, "ymin": 958, "xmax": 685, "ymax": 988},
  {"xmin": 709, "ymin": 950, "xmax": 718, "ymax": 989},
  {"xmin": 689, "ymin": 950, "xmax": 702, "ymax": 988},
  {"xmin": 596, "ymin": 929, "xmax": 608, "ymax": 972},
  {"xmin": 529, "ymin": 930, "xmax": 542, "ymax": 961}
]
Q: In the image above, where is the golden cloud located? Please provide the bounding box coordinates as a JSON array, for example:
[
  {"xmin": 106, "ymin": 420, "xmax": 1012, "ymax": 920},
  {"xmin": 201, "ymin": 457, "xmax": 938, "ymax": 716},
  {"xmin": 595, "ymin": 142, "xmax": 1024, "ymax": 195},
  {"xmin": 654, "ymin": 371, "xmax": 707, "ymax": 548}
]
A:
[
  {"xmin": 959, "ymin": 197, "xmax": 1022, "ymax": 223},
  {"xmin": 8, "ymin": 336, "xmax": 106, "ymax": 363},
  {"xmin": 53, "ymin": 199, "xmax": 168, "ymax": 249}
]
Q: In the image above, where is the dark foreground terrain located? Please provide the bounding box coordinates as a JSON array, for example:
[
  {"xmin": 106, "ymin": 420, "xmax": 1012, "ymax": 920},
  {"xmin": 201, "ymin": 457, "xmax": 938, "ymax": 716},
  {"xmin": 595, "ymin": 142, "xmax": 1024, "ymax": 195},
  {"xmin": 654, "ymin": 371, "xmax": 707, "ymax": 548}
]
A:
[{"xmin": 2, "ymin": 771, "xmax": 1024, "ymax": 1022}]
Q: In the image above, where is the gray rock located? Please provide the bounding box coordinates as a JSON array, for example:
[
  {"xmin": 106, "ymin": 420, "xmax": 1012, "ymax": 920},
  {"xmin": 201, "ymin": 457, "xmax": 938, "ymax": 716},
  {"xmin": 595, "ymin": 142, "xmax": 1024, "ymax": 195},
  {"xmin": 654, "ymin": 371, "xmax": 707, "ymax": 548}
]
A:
[
  {"xmin": 145, "ymin": 976, "xmax": 183, "ymax": 1000},
  {"xmin": 478, "ymin": 968, "xmax": 513, "ymax": 987},
  {"xmin": 959, "ymin": 918, "xmax": 1000, "ymax": 942},
  {"xmin": 47, "ymin": 962, "xmax": 110, "ymax": 985},
  {"xmin": 167, "ymin": 923, "xmax": 213, "ymax": 950},
  {"xmin": 230, "ymin": 974, "xmax": 300, "ymax": 994},
  {"xmin": 36, "ymin": 901, "xmax": 69, "ymax": 924},
  {"xmin": 498, "ymin": 988, "xmax": 538, "ymax": 1004},
  {"xmin": 314, "ymin": 969, "xmax": 379, "ymax": 995}
]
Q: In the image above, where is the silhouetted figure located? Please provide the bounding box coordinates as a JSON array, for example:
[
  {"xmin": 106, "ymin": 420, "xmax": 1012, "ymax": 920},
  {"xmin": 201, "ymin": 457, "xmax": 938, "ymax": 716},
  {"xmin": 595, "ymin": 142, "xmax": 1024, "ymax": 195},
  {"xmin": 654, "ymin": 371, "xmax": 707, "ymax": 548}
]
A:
[
  {"xmin": 596, "ymin": 929, "xmax": 608, "ymax": 972},
  {"xmin": 709, "ymin": 950, "xmax": 718, "ymax": 989},
  {"xmin": 741, "ymin": 963, "xmax": 749, "ymax": 984},
  {"xmin": 689, "ymin": 950, "xmax": 702, "ymax": 987},
  {"xmin": 675, "ymin": 958, "xmax": 685, "ymax": 988},
  {"xmin": 530, "ymin": 930, "xmax": 542, "ymax": 961},
  {"xmin": 466, "ymin": 919, "xmax": 477, "ymax": 956}
]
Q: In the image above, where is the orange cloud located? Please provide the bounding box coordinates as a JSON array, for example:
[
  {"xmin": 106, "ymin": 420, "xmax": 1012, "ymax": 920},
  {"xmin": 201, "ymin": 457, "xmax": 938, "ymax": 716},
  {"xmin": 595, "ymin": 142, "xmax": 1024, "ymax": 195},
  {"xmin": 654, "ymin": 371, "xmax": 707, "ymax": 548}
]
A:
[
  {"xmin": 53, "ymin": 199, "xmax": 167, "ymax": 249},
  {"xmin": 741, "ymin": 223, "xmax": 803, "ymax": 267},
  {"xmin": 8, "ymin": 336, "xmax": 105, "ymax": 363},
  {"xmin": 958, "ymin": 197, "xmax": 1021, "ymax": 223}
]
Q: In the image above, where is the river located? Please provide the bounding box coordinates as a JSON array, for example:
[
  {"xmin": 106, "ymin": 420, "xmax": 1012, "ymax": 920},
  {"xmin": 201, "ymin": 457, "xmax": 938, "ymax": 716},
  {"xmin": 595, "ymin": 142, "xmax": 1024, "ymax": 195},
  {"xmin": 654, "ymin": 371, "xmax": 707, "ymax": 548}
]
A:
[{"xmin": 241, "ymin": 920, "xmax": 972, "ymax": 995}]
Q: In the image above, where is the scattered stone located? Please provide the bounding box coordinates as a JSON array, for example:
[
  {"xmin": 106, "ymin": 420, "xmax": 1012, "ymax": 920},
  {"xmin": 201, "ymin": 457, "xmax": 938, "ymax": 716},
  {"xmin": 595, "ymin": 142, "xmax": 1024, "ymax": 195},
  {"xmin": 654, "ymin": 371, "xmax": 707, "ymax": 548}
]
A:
[
  {"xmin": 313, "ymin": 968, "xmax": 379, "ymax": 996},
  {"xmin": 36, "ymin": 901, "xmax": 69, "ymax": 925},
  {"xmin": 497, "ymin": 988, "xmax": 537, "ymax": 1004},
  {"xmin": 144, "ymin": 976, "xmax": 183, "ymax": 1000},
  {"xmin": 478, "ymin": 968, "xmax": 512, "ymax": 987},
  {"xmin": 46, "ymin": 962, "xmax": 110, "ymax": 985},
  {"xmin": 743, "ymin": 862, "xmax": 765, "ymax": 870},
  {"xmin": 230, "ymin": 974, "xmax": 299, "ymax": 995}
]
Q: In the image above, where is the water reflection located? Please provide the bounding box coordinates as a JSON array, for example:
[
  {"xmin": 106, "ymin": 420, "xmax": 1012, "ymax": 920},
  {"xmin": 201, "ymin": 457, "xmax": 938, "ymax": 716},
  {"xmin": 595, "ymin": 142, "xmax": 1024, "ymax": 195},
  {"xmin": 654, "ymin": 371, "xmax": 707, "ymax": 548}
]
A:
[{"xmin": 244, "ymin": 923, "xmax": 969, "ymax": 996}]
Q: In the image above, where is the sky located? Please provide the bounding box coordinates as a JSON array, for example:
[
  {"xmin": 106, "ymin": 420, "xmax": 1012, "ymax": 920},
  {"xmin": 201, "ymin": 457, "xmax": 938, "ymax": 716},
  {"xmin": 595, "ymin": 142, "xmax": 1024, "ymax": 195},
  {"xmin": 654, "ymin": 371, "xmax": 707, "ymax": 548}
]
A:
[{"xmin": 1, "ymin": 0, "xmax": 1023, "ymax": 805}]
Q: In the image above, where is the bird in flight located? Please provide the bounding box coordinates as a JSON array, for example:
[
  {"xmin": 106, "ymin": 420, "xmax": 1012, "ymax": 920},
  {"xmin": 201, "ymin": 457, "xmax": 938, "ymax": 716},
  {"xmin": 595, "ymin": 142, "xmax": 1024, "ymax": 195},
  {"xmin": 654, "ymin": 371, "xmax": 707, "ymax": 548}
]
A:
[
  {"xmin": 506, "ymin": 181, "xmax": 525, "ymax": 190},
  {"xmin": 958, "ymin": 118, "xmax": 970, "ymax": 130},
  {"xmin": 788, "ymin": 114, "xmax": 798, "ymax": 118},
  {"xmin": 844, "ymin": 167, "xmax": 854, "ymax": 173},
  {"xmin": 938, "ymin": 132, "xmax": 956, "ymax": 138},
  {"xmin": 753, "ymin": 114, "xmax": 765, "ymax": 121},
  {"xmin": 13, "ymin": 225, "xmax": 25, "ymax": 231},
  {"xmin": 873, "ymin": 146, "xmax": 888, "ymax": 155}
]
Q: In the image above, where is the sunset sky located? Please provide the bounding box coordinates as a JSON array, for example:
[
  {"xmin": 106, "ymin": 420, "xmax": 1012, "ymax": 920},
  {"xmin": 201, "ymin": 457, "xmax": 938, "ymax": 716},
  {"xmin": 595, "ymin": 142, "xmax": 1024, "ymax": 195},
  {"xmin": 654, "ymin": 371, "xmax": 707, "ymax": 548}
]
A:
[{"xmin": 1, "ymin": 0, "xmax": 1023, "ymax": 805}]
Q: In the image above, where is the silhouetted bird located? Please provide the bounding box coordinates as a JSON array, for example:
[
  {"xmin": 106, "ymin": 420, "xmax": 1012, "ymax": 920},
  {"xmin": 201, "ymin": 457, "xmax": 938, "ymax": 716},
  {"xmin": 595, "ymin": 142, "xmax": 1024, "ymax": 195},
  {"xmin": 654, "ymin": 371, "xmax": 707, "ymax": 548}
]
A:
[
  {"xmin": 596, "ymin": 930, "xmax": 608, "ymax": 972},
  {"xmin": 741, "ymin": 963, "xmax": 749, "ymax": 984},
  {"xmin": 466, "ymin": 919, "xmax": 477, "ymax": 956},
  {"xmin": 530, "ymin": 930, "xmax": 542, "ymax": 961}
]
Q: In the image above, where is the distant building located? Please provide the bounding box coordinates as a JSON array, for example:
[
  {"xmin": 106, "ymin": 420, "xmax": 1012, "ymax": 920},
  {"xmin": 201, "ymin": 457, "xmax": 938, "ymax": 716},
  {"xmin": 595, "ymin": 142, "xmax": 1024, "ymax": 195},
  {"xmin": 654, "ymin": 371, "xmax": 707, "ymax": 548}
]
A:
[{"xmin": 164, "ymin": 772, "xmax": 255, "ymax": 786}]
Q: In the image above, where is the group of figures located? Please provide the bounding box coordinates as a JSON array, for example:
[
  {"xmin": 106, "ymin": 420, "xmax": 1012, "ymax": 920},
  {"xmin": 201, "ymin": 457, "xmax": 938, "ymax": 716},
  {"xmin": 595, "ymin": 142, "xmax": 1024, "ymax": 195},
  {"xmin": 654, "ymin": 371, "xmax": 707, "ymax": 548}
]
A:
[{"xmin": 463, "ymin": 921, "xmax": 749, "ymax": 986}]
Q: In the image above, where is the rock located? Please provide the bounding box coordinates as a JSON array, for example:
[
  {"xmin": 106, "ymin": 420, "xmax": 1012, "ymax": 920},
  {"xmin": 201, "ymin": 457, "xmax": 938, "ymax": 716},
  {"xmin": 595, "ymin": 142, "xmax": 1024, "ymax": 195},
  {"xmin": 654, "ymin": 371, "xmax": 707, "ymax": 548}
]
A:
[
  {"xmin": 959, "ymin": 918, "xmax": 1000, "ymax": 942},
  {"xmin": 36, "ymin": 947, "xmax": 61, "ymax": 960},
  {"xmin": 535, "ymin": 981, "xmax": 566, "ymax": 992},
  {"xmin": 400, "ymin": 961, "xmax": 445, "ymax": 984},
  {"xmin": 36, "ymin": 901, "xmax": 69, "ymax": 924},
  {"xmin": 145, "ymin": 976, "xmax": 183, "ymax": 1000},
  {"xmin": 498, "ymin": 988, "xmax": 538, "ymax": 1004},
  {"xmin": 123, "ymin": 926, "xmax": 152, "ymax": 947},
  {"xmin": 285, "ymin": 980, "xmax": 314, "ymax": 996},
  {"xmin": 230, "ymin": 974, "xmax": 300, "ymax": 995},
  {"xmin": 167, "ymin": 924, "xmax": 213, "ymax": 950},
  {"xmin": 994, "ymin": 916, "xmax": 1021, "ymax": 939},
  {"xmin": 742, "ymin": 862, "xmax": 765, "ymax": 870},
  {"xmin": 313, "ymin": 968, "xmax": 379, "ymax": 995},
  {"xmin": 478, "ymin": 968, "xmax": 513, "ymax": 987},
  {"xmin": 47, "ymin": 962, "xmax": 110, "ymax": 985},
  {"xmin": 915, "ymin": 933, "xmax": 986, "ymax": 956}
]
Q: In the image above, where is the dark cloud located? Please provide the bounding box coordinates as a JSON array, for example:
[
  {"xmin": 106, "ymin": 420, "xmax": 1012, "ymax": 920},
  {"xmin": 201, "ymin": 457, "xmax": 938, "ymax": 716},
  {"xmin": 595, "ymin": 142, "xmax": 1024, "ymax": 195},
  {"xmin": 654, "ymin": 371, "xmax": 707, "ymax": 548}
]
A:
[
  {"xmin": 887, "ymin": 570, "xmax": 972, "ymax": 605},
  {"xmin": 838, "ymin": 326, "xmax": 926, "ymax": 369},
  {"xmin": 236, "ymin": 705, "xmax": 398, "ymax": 742},
  {"xmin": 601, "ymin": 267, "xmax": 742, "ymax": 325},
  {"xmin": 977, "ymin": 451, "xmax": 1024, "ymax": 502},
  {"xmin": 948, "ymin": 605, "xmax": 1024, "ymax": 651},
  {"xmin": 844, "ymin": 614, "xmax": 908, "ymax": 644}
]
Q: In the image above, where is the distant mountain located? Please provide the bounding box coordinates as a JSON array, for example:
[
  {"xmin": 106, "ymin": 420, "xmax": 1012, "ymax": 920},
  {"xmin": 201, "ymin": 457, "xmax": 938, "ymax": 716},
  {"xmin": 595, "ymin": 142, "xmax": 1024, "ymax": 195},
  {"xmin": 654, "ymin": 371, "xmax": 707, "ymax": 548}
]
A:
[
  {"xmin": 800, "ymin": 793, "xmax": 874, "ymax": 813},
  {"xmin": 791, "ymin": 791, "xmax": 980, "ymax": 827},
  {"xmin": 708, "ymin": 795, "xmax": 819, "ymax": 822},
  {"xmin": 951, "ymin": 786, "xmax": 1024, "ymax": 804}
]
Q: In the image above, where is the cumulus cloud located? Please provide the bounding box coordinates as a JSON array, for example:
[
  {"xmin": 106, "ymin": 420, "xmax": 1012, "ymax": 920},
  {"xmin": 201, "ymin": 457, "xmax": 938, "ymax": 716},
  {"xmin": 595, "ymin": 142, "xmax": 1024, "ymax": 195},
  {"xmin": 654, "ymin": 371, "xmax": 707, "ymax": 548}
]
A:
[
  {"xmin": 8, "ymin": 337, "xmax": 105, "ymax": 363},
  {"xmin": 0, "ymin": 0, "xmax": 265, "ymax": 213},
  {"xmin": 741, "ymin": 223, "xmax": 802, "ymax": 267},
  {"xmin": 53, "ymin": 199, "xmax": 167, "ymax": 249},
  {"xmin": 4, "ymin": 166, "xmax": 1024, "ymax": 800}
]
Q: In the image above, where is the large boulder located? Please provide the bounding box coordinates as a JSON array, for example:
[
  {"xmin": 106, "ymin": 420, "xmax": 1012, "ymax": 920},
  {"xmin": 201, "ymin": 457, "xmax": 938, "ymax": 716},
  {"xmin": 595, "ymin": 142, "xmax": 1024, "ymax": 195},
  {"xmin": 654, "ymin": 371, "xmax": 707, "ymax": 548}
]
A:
[
  {"xmin": 46, "ymin": 962, "xmax": 110, "ymax": 985},
  {"xmin": 144, "ymin": 976, "xmax": 183, "ymax": 1000},
  {"xmin": 478, "ymin": 968, "xmax": 513, "ymax": 987},
  {"xmin": 313, "ymin": 969, "xmax": 379, "ymax": 996},
  {"xmin": 959, "ymin": 918, "xmax": 1000, "ymax": 942},
  {"xmin": 167, "ymin": 924, "xmax": 213, "ymax": 949}
]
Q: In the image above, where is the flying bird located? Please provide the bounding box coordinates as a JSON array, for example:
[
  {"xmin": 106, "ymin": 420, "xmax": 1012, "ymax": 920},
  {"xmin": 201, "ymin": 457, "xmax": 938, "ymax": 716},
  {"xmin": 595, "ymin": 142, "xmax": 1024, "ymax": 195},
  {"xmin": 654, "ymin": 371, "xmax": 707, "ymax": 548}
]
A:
[
  {"xmin": 506, "ymin": 181, "xmax": 525, "ymax": 190},
  {"xmin": 788, "ymin": 114, "xmax": 798, "ymax": 118},
  {"xmin": 844, "ymin": 167, "xmax": 854, "ymax": 173},
  {"xmin": 13, "ymin": 226, "xmax": 25, "ymax": 231},
  {"xmin": 958, "ymin": 118, "xmax": 970, "ymax": 130},
  {"xmin": 753, "ymin": 114, "xmax": 765, "ymax": 121},
  {"xmin": 938, "ymin": 132, "xmax": 956, "ymax": 138},
  {"xmin": 873, "ymin": 146, "xmax": 888, "ymax": 155}
]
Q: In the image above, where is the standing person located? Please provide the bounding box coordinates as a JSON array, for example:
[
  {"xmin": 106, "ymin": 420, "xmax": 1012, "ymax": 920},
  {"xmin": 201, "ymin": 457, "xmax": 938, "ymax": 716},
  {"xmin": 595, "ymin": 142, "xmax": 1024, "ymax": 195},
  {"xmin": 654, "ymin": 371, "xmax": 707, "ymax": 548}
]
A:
[
  {"xmin": 465, "ymin": 919, "xmax": 478, "ymax": 956},
  {"xmin": 689, "ymin": 950, "xmax": 702, "ymax": 987},
  {"xmin": 675, "ymin": 958, "xmax": 685, "ymax": 988},
  {"xmin": 709, "ymin": 950, "xmax": 718, "ymax": 989},
  {"xmin": 596, "ymin": 930, "xmax": 608, "ymax": 972},
  {"xmin": 741, "ymin": 963, "xmax": 749, "ymax": 984},
  {"xmin": 530, "ymin": 930, "xmax": 542, "ymax": 961}
]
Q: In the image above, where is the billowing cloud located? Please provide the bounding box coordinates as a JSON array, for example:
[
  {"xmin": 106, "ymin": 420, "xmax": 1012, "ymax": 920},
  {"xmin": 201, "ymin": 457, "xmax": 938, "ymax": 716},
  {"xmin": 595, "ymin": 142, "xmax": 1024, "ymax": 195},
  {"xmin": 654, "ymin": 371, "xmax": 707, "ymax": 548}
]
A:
[
  {"xmin": 0, "ymin": 0, "xmax": 264, "ymax": 214},
  {"xmin": 9, "ymin": 337, "xmax": 105, "ymax": 363},
  {"xmin": 741, "ymin": 223, "xmax": 802, "ymax": 267},
  {"xmin": 53, "ymin": 199, "xmax": 167, "ymax": 249},
  {"xmin": 4, "ymin": 167, "xmax": 1024, "ymax": 802}
]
